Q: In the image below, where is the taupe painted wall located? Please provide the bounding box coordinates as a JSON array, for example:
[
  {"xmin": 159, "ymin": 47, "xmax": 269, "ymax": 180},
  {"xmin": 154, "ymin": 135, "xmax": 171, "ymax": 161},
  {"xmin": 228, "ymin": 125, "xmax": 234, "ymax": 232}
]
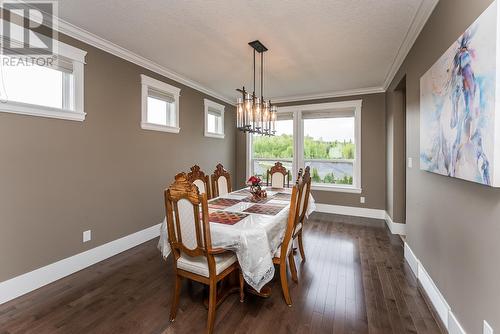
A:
[
  {"xmin": 0, "ymin": 34, "xmax": 236, "ymax": 282},
  {"xmin": 386, "ymin": 87, "xmax": 406, "ymax": 223},
  {"xmin": 236, "ymin": 93, "xmax": 386, "ymax": 210},
  {"xmin": 235, "ymin": 131, "xmax": 248, "ymax": 190},
  {"xmin": 388, "ymin": 0, "xmax": 499, "ymax": 332}
]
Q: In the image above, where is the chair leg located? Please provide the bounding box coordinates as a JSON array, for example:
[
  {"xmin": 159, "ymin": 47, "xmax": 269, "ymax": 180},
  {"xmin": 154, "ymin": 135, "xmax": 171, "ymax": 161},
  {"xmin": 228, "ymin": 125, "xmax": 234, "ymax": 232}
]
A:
[
  {"xmin": 169, "ymin": 275, "xmax": 182, "ymax": 322},
  {"xmin": 288, "ymin": 252, "xmax": 298, "ymax": 283},
  {"xmin": 238, "ymin": 270, "xmax": 245, "ymax": 302},
  {"xmin": 279, "ymin": 261, "xmax": 292, "ymax": 306},
  {"xmin": 206, "ymin": 281, "xmax": 217, "ymax": 334},
  {"xmin": 297, "ymin": 230, "xmax": 306, "ymax": 262}
]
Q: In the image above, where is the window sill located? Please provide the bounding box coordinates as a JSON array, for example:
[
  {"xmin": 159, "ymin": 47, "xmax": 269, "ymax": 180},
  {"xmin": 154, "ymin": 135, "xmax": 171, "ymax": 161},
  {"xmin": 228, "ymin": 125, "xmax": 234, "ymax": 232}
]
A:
[
  {"xmin": 141, "ymin": 122, "xmax": 180, "ymax": 133},
  {"xmin": 311, "ymin": 184, "xmax": 362, "ymax": 193},
  {"xmin": 204, "ymin": 131, "xmax": 225, "ymax": 139},
  {"xmin": 0, "ymin": 101, "xmax": 86, "ymax": 122}
]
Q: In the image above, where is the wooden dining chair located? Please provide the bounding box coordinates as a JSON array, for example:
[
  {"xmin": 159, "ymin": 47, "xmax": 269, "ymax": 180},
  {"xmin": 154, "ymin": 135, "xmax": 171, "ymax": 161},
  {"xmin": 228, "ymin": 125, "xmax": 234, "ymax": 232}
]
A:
[
  {"xmin": 267, "ymin": 162, "xmax": 291, "ymax": 188},
  {"xmin": 165, "ymin": 172, "xmax": 244, "ymax": 334},
  {"xmin": 272, "ymin": 177, "xmax": 304, "ymax": 306},
  {"xmin": 295, "ymin": 166, "xmax": 312, "ymax": 262},
  {"xmin": 187, "ymin": 165, "xmax": 212, "ymax": 199},
  {"xmin": 296, "ymin": 168, "xmax": 303, "ymax": 182},
  {"xmin": 211, "ymin": 163, "xmax": 232, "ymax": 197}
]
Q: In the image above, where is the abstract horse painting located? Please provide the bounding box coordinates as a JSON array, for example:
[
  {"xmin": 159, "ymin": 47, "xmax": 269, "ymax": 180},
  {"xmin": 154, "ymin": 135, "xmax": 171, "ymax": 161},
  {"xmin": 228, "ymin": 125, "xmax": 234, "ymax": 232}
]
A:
[{"xmin": 420, "ymin": 1, "xmax": 500, "ymax": 186}]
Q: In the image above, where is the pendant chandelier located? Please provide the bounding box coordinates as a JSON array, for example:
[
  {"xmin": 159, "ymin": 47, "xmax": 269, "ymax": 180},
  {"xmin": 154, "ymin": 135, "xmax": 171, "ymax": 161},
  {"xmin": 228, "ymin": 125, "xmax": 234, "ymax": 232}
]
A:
[{"xmin": 236, "ymin": 40, "xmax": 277, "ymax": 136}]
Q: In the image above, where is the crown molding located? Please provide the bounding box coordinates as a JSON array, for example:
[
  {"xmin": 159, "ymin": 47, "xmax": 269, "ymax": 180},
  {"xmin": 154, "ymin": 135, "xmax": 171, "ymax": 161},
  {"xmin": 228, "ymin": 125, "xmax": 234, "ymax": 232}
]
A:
[
  {"xmin": 54, "ymin": 18, "xmax": 235, "ymax": 106},
  {"xmin": 12, "ymin": 0, "xmax": 437, "ymax": 106},
  {"xmin": 382, "ymin": 0, "xmax": 439, "ymax": 89},
  {"xmin": 258, "ymin": 0, "xmax": 438, "ymax": 104},
  {"xmin": 272, "ymin": 86, "xmax": 385, "ymax": 104}
]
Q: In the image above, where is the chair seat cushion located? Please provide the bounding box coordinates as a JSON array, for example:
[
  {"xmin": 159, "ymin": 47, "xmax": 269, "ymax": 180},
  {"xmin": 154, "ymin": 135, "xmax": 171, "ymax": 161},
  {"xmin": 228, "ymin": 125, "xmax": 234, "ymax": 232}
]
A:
[{"xmin": 177, "ymin": 252, "xmax": 237, "ymax": 277}]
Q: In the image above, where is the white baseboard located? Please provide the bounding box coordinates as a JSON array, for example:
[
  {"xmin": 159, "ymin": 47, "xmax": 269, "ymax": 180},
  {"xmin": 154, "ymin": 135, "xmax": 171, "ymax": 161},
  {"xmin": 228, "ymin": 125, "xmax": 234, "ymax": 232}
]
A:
[
  {"xmin": 0, "ymin": 223, "xmax": 162, "ymax": 305},
  {"xmin": 315, "ymin": 203, "xmax": 386, "ymax": 219},
  {"xmin": 314, "ymin": 203, "xmax": 406, "ymax": 235},
  {"xmin": 404, "ymin": 242, "xmax": 466, "ymax": 334},
  {"xmin": 384, "ymin": 212, "xmax": 407, "ymax": 235},
  {"xmin": 449, "ymin": 310, "xmax": 467, "ymax": 334}
]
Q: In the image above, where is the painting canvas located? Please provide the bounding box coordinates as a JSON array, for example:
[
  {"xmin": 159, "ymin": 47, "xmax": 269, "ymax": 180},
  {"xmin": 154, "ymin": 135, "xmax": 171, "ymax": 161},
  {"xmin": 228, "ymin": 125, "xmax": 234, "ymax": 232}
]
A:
[{"xmin": 420, "ymin": 1, "xmax": 500, "ymax": 186}]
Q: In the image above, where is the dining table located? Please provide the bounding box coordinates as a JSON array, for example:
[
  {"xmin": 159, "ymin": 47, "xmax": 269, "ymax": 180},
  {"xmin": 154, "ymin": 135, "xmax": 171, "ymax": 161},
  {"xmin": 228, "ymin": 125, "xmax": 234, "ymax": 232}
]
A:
[{"xmin": 158, "ymin": 186, "xmax": 316, "ymax": 293}]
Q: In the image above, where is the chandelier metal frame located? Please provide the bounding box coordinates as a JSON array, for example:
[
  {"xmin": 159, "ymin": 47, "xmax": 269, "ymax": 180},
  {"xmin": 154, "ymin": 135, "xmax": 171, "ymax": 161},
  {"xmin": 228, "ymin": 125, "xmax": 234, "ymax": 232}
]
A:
[{"xmin": 236, "ymin": 40, "xmax": 277, "ymax": 136}]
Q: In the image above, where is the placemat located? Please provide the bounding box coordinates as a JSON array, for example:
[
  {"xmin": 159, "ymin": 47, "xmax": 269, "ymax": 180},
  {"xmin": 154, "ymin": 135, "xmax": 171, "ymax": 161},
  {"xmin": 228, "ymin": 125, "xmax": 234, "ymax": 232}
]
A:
[
  {"xmin": 266, "ymin": 187, "xmax": 286, "ymax": 192},
  {"xmin": 243, "ymin": 204, "xmax": 287, "ymax": 216},
  {"xmin": 208, "ymin": 211, "xmax": 248, "ymax": 225},
  {"xmin": 231, "ymin": 189, "xmax": 251, "ymax": 196},
  {"xmin": 208, "ymin": 198, "xmax": 242, "ymax": 209},
  {"xmin": 272, "ymin": 192, "xmax": 292, "ymax": 201},
  {"xmin": 241, "ymin": 196, "xmax": 272, "ymax": 204}
]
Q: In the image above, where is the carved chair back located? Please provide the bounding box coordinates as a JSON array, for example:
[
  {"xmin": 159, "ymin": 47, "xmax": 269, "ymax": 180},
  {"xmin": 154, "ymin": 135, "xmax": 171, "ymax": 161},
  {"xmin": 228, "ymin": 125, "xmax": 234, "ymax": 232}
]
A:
[
  {"xmin": 278, "ymin": 177, "xmax": 304, "ymax": 259},
  {"xmin": 267, "ymin": 162, "xmax": 291, "ymax": 188},
  {"xmin": 187, "ymin": 165, "xmax": 212, "ymax": 199},
  {"xmin": 298, "ymin": 166, "xmax": 312, "ymax": 222},
  {"xmin": 211, "ymin": 163, "xmax": 232, "ymax": 197},
  {"xmin": 164, "ymin": 173, "xmax": 215, "ymax": 271}
]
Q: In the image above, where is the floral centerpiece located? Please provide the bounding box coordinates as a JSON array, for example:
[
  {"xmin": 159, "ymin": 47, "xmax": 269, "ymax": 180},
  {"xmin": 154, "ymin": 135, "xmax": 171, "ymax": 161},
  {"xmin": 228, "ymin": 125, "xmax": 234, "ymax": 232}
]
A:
[{"xmin": 247, "ymin": 176, "xmax": 266, "ymax": 199}]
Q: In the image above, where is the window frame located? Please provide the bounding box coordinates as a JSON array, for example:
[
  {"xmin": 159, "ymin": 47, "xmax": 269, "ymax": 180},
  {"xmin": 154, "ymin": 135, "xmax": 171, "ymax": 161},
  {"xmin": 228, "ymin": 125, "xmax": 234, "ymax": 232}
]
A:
[
  {"xmin": 247, "ymin": 100, "xmax": 362, "ymax": 193},
  {"xmin": 140, "ymin": 74, "xmax": 181, "ymax": 133},
  {"xmin": 204, "ymin": 98, "xmax": 225, "ymax": 139},
  {"xmin": 0, "ymin": 34, "xmax": 87, "ymax": 122}
]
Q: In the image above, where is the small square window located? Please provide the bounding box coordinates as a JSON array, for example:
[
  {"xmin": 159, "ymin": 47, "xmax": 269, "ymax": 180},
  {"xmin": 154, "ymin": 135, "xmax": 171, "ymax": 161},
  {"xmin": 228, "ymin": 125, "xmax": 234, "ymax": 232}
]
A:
[
  {"xmin": 204, "ymin": 99, "xmax": 225, "ymax": 138},
  {"xmin": 141, "ymin": 75, "xmax": 181, "ymax": 133}
]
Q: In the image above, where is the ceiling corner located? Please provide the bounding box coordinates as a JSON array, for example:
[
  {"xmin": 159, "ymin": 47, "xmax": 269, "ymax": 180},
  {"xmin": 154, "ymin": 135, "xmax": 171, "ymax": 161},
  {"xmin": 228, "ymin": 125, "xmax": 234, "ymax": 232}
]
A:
[
  {"xmin": 382, "ymin": 0, "xmax": 440, "ymax": 90},
  {"xmin": 54, "ymin": 17, "xmax": 235, "ymax": 106}
]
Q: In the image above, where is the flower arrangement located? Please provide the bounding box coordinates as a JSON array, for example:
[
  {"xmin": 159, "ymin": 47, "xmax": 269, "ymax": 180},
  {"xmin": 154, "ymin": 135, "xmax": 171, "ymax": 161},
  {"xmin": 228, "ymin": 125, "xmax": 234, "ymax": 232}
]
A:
[
  {"xmin": 247, "ymin": 176, "xmax": 266, "ymax": 199},
  {"xmin": 247, "ymin": 176, "xmax": 262, "ymax": 187}
]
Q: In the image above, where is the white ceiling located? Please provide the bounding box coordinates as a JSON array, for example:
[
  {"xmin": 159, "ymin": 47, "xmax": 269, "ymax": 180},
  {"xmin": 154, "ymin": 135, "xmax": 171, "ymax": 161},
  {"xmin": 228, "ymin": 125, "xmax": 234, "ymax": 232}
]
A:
[{"xmin": 57, "ymin": 0, "xmax": 434, "ymax": 103}]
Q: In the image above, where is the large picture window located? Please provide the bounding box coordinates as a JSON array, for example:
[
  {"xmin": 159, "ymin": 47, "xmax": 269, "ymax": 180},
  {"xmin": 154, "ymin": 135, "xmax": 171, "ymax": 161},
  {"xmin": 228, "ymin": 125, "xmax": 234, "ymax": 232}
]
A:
[{"xmin": 248, "ymin": 100, "xmax": 362, "ymax": 193}]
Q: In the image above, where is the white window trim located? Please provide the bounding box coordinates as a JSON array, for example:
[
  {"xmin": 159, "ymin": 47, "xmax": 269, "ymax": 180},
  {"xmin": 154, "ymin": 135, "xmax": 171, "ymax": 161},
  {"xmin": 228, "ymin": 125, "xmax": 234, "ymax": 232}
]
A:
[
  {"xmin": 0, "ymin": 22, "xmax": 87, "ymax": 122},
  {"xmin": 140, "ymin": 74, "xmax": 181, "ymax": 133},
  {"xmin": 247, "ymin": 100, "xmax": 362, "ymax": 193},
  {"xmin": 204, "ymin": 98, "xmax": 225, "ymax": 139}
]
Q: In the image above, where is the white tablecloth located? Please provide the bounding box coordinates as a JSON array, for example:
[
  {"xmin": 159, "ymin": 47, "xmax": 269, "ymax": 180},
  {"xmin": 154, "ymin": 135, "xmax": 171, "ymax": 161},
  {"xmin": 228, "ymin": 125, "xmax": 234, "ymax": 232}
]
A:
[{"xmin": 158, "ymin": 187, "xmax": 315, "ymax": 292}]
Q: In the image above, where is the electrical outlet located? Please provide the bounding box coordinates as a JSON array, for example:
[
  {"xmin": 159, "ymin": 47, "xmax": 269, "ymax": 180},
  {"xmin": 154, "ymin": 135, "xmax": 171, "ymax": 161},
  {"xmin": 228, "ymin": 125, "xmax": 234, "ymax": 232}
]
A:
[
  {"xmin": 83, "ymin": 230, "xmax": 91, "ymax": 243},
  {"xmin": 408, "ymin": 157, "xmax": 413, "ymax": 168},
  {"xmin": 484, "ymin": 321, "xmax": 493, "ymax": 334},
  {"xmin": 360, "ymin": 196, "xmax": 365, "ymax": 204}
]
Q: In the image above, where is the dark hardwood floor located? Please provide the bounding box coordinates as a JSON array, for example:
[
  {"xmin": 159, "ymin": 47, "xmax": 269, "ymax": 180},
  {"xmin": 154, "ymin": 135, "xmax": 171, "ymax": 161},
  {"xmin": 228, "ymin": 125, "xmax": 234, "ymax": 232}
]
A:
[{"xmin": 0, "ymin": 213, "xmax": 443, "ymax": 334}]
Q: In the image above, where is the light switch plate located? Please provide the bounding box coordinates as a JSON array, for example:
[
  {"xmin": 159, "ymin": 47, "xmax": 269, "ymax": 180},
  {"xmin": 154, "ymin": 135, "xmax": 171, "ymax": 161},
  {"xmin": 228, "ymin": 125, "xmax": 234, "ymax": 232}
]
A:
[
  {"xmin": 408, "ymin": 157, "xmax": 413, "ymax": 168},
  {"xmin": 484, "ymin": 321, "xmax": 493, "ymax": 334},
  {"xmin": 360, "ymin": 196, "xmax": 365, "ymax": 204},
  {"xmin": 83, "ymin": 230, "xmax": 91, "ymax": 243}
]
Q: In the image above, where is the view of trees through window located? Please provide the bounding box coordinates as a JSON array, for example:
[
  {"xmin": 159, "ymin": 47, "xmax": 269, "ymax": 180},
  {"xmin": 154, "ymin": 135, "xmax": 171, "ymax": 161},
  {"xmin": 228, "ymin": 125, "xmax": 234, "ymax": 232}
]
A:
[
  {"xmin": 252, "ymin": 117, "xmax": 356, "ymax": 186},
  {"xmin": 252, "ymin": 120, "xmax": 293, "ymax": 179},
  {"xmin": 303, "ymin": 117, "xmax": 355, "ymax": 185}
]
